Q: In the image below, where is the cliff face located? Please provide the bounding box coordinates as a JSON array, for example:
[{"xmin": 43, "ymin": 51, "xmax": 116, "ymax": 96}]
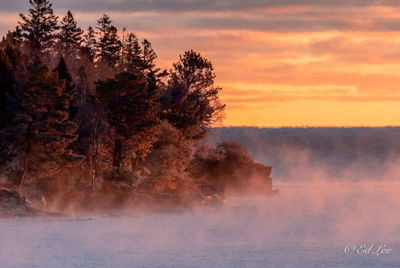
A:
[{"xmin": 244, "ymin": 163, "xmax": 273, "ymax": 194}]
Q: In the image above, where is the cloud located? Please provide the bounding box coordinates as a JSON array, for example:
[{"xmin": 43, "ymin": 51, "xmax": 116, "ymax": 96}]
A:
[
  {"xmin": 2, "ymin": 0, "xmax": 400, "ymax": 13},
  {"xmin": 224, "ymin": 95, "xmax": 400, "ymax": 104},
  {"xmin": 221, "ymin": 82, "xmax": 400, "ymax": 104},
  {"xmin": 186, "ymin": 17, "xmax": 355, "ymax": 32},
  {"xmin": 5, "ymin": 1, "xmax": 400, "ymax": 33},
  {"xmin": 4, "ymin": 0, "xmax": 400, "ymax": 126},
  {"xmin": 15, "ymin": 0, "xmax": 400, "ymax": 12}
]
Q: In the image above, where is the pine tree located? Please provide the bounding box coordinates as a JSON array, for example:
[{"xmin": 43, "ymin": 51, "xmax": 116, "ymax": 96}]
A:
[
  {"xmin": 18, "ymin": 0, "xmax": 59, "ymax": 50},
  {"xmin": 83, "ymin": 26, "xmax": 97, "ymax": 61},
  {"xmin": 0, "ymin": 49, "xmax": 13, "ymax": 128},
  {"xmin": 161, "ymin": 50, "xmax": 225, "ymax": 139},
  {"xmin": 142, "ymin": 39, "xmax": 157, "ymax": 72},
  {"xmin": 0, "ymin": 32, "xmax": 20, "ymax": 129},
  {"xmin": 95, "ymin": 71, "xmax": 159, "ymax": 176},
  {"xmin": 0, "ymin": 0, "xmax": 232, "ymax": 203},
  {"xmin": 13, "ymin": 26, "xmax": 23, "ymax": 42},
  {"xmin": 19, "ymin": 60, "xmax": 81, "ymax": 196},
  {"xmin": 123, "ymin": 36, "xmax": 166, "ymax": 84},
  {"xmin": 59, "ymin": 11, "xmax": 83, "ymax": 51},
  {"xmin": 0, "ymin": 32, "xmax": 26, "ymax": 187},
  {"xmin": 1, "ymin": 31, "xmax": 21, "ymax": 66},
  {"xmin": 55, "ymin": 57, "xmax": 78, "ymax": 119},
  {"xmin": 123, "ymin": 33, "xmax": 142, "ymax": 72},
  {"xmin": 96, "ymin": 14, "xmax": 121, "ymax": 67}
]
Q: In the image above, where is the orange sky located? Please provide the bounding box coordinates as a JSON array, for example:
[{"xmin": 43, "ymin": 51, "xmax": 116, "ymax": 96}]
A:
[{"xmin": 2, "ymin": 1, "xmax": 400, "ymax": 127}]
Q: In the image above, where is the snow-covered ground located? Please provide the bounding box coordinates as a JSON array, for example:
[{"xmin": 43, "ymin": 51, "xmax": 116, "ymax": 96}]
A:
[{"xmin": 1, "ymin": 183, "xmax": 399, "ymax": 267}]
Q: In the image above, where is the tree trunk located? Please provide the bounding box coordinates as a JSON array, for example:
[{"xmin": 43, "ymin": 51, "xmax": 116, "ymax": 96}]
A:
[
  {"xmin": 19, "ymin": 121, "xmax": 32, "ymax": 187},
  {"xmin": 90, "ymin": 116, "xmax": 99, "ymax": 191},
  {"xmin": 113, "ymin": 139, "xmax": 122, "ymax": 169}
]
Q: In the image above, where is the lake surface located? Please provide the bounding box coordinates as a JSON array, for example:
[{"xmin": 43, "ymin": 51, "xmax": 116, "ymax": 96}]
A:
[{"xmin": 1, "ymin": 183, "xmax": 399, "ymax": 267}]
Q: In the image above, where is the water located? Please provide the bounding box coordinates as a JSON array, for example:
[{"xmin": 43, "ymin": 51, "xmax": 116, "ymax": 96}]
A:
[{"xmin": 1, "ymin": 183, "xmax": 399, "ymax": 267}]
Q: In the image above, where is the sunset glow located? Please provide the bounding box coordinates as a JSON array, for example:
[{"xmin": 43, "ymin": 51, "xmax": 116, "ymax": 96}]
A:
[
  {"xmin": 2, "ymin": 2, "xmax": 400, "ymax": 267},
  {"xmin": 2, "ymin": 1, "xmax": 400, "ymax": 126}
]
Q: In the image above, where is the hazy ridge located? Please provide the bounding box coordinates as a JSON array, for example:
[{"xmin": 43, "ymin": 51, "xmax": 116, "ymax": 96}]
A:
[{"xmin": 209, "ymin": 127, "xmax": 400, "ymax": 182}]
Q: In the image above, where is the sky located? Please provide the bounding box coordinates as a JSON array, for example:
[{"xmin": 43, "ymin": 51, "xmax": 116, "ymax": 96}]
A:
[{"xmin": 2, "ymin": 0, "xmax": 400, "ymax": 127}]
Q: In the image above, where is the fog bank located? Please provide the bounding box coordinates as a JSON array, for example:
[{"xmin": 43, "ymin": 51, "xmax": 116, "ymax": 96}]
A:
[
  {"xmin": 209, "ymin": 127, "xmax": 400, "ymax": 183},
  {"xmin": 1, "ymin": 183, "xmax": 399, "ymax": 267}
]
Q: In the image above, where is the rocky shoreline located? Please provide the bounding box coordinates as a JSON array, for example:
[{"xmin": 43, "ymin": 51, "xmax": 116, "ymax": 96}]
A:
[
  {"xmin": 0, "ymin": 188, "xmax": 35, "ymax": 217},
  {"xmin": 0, "ymin": 162, "xmax": 277, "ymax": 217}
]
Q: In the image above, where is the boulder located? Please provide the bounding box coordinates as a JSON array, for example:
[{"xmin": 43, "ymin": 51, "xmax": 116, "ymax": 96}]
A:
[{"xmin": 0, "ymin": 188, "xmax": 33, "ymax": 216}]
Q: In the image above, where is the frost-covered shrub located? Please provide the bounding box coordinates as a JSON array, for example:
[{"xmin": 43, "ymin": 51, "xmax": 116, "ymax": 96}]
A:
[{"xmin": 142, "ymin": 120, "xmax": 196, "ymax": 194}]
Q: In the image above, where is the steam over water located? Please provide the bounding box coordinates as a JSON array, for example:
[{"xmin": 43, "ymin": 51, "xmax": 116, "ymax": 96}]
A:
[
  {"xmin": 1, "ymin": 127, "xmax": 400, "ymax": 267},
  {"xmin": 1, "ymin": 184, "xmax": 400, "ymax": 267}
]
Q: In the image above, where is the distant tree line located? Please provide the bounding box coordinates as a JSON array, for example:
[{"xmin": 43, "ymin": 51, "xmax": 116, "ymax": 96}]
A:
[{"xmin": 0, "ymin": 0, "xmax": 225, "ymax": 208}]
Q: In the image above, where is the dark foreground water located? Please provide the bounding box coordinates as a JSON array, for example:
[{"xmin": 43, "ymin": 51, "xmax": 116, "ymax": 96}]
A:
[{"xmin": 1, "ymin": 183, "xmax": 399, "ymax": 267}]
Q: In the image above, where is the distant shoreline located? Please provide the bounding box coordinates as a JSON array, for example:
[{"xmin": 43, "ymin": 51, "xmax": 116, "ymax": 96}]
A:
[{"xmin": 213, "ymin": 126, "xmax": 400, "ymax": 129}]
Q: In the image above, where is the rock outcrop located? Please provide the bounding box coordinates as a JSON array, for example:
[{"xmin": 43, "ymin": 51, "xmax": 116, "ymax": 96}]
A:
[
  {"xmin": 191, "ymin": 141, "xmax": 278, "ymax": 195},
  {"xmin": 0, "ymin": 188, "xmax": 34, "ymax": 216}
]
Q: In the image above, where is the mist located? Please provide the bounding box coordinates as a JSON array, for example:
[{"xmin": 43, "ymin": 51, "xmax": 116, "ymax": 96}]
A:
[
  {"xmin": 1, "ymin": 127, "xmax": 400, "ymax": 267},
  {"xmin": 209, "ymin": 127, "xmax": 400, "ymax": 183},
  {"xmin": 2, "ymin": 0, "xmax": 400, "ymax": 265},
  {"xmin": 1, "ymin": 184, "xmax": 399, "ymax": 267}
]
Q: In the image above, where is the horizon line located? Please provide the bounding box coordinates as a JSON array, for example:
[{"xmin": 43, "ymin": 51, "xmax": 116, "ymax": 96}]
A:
[{"xmin": 214, "ymin": 125, "xmax": 400, "ymax": 129}]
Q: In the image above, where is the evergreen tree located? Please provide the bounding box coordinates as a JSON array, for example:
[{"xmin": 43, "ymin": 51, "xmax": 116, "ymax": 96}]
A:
[
  {"xmin": 0, "ymin": 49, "xmax": 13, "ymax": 128},
  {"xmin": 59, "ymin": 11, "xmax": 83, "ymax": 51},
  {"xmin": 142, "ymin": 39, "xmax": 157, "ymax": 72},
  {"xmin": 83, "ymin": 26, "xmax": 97, "ymax": 61},
  {"xmin": 96, "ymin": 14, "xmax": 121, "ymax": 67},
  {"xmin": 0, "ymin": 32, "xmax": 20, "ymax": 129},
  {"xmin": 123, "ymin": 33, "xmax": 142, "ymax": 72},
  {"xmin": 0, "ymin": 33, "xmax": 26, "ymax": 187},
  {"xmin": 124, "ymin": 36, "xmax": 166, "ymax": 84},
  {"xmin": 13, "ymin": 26, "xmax": 23, "ymax": 42},
  {"xmin": 74, "ymin": 96, "xmax": 110, "ymax": 189},
  {"xmin": 0, "ymin": 0, "xmax": 234, "ymax": 206},
  {"xmin": 55, "ymin": 57, "xmax": 78, "ymax": 119},
  {"xmin": 19, "ymin": 60, "xmax": 81, "ymax": 195},
  {"xmin": 18, "ymin": 0, "xmax": 59, "ymax": 50},
  {"xmin": 95, "ymin": 71, "xmax": 159, "ymax": 175},
  {"xmin": 161, "ymin": 50, "xmax": 225, "ymax": 139},
  {"xmin": 1, "ymin": 31, "xmax": 21, "ymax": 66}
]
